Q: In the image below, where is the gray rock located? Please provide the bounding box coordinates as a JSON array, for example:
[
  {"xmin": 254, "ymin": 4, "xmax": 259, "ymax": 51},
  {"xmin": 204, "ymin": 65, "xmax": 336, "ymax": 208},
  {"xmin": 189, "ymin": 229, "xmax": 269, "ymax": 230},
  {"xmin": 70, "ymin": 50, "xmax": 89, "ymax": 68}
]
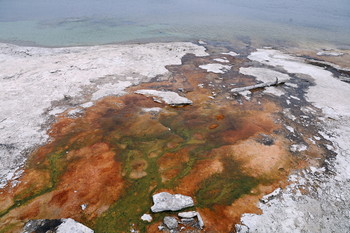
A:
[
  {"xmin": 151, "ymin": 192, "xmax": 194, "ymax": 212},
  {"xmin": 163, "ymin": 216, "xmax": 178, "ymax": 229},
  {"xmin": 22, "ymin": 218, "xmax": 94, "ymax": 233}
]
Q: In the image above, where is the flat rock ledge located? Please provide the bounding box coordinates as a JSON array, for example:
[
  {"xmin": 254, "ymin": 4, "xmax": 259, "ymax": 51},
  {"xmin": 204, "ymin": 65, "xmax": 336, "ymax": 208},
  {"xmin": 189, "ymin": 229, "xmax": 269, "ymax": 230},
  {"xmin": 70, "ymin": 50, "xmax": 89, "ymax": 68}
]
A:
[
  {"xmin": 135, "ymin": 90, "xmax": 193, "ymax": 106},
  {"xmin": 22, "ymin": 218, "xmax": 93, "ymax": 233},
  {"xmin": 151, "ymin": 192, "xmax": 194, "ymax": 212}
]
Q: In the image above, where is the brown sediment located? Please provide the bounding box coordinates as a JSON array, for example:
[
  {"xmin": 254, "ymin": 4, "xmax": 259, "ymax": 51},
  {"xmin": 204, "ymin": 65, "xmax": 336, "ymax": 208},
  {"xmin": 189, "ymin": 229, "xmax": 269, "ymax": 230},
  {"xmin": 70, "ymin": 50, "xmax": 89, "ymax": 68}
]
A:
[
  {"xmin": 0, "ymin": 47, "xmax": 328, "ymax": 233},
  {"xmin": 174, "ymin": 158, "xmax": 225, "ymax": 196},
  {"xmin": 216, "ymin": 138, "xmax": 292, "ymax": 178},
  {"xmin": 157, "ymin": 147, "xmax": 191, "ymax": 182},
  {"xmin": 208, "ymin": 124, "xmax": 219, "ymax": 129}
]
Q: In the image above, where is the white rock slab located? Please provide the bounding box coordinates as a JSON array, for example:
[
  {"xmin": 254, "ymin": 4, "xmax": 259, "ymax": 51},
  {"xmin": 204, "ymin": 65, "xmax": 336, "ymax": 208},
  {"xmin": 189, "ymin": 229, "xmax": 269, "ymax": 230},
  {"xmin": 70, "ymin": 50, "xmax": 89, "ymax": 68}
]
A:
[
  {"xmin": 135, "ymin": 90, "xmax": 192, "ymax": 106},
  {"xmin": 151, "ymin": 192, "xmax": 194, "ymax": 212}
]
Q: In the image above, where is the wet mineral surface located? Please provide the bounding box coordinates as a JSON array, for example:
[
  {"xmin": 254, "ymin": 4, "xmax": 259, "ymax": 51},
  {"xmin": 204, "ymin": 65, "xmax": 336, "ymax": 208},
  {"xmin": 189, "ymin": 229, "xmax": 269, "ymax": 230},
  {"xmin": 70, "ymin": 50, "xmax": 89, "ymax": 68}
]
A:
[{"xmin": 0, "ymin": 42, "xmax": 340, "ymax": 232}]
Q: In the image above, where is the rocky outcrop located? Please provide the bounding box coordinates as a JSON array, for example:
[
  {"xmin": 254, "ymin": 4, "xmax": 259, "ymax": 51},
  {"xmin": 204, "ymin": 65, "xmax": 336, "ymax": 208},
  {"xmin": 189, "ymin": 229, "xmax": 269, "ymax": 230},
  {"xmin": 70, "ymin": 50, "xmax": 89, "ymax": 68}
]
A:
[
  {"xmin": 151, "ymin": 192, "xmax": 194, "ymax": 212},
  {"xmin": 22, "ymin": 218, "xmax": 94, "ymax": 233}
]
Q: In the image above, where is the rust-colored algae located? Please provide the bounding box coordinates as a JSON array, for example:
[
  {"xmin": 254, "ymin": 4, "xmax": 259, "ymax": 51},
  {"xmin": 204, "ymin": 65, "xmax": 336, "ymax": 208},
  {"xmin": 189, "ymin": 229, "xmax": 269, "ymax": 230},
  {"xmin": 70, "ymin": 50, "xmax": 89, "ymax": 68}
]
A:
[{"xmin": 0, "ymin": 48, "xmax": 327, "ymax": 233}]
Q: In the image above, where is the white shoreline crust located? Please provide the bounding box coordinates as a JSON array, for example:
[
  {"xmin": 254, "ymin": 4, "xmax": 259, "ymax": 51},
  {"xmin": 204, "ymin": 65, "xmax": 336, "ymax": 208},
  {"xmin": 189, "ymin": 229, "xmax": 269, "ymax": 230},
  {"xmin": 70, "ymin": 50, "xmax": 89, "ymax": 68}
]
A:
[{"xmin": 238, "ymin": 49, "xmax": 350, "ymax": 233}]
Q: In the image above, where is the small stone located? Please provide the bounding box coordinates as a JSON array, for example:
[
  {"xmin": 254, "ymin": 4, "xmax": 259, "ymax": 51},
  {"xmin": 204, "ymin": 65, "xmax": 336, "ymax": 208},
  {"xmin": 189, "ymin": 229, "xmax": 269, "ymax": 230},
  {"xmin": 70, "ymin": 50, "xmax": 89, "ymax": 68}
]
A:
[
  {"xmin": 81, "ymin": 204, "xmax": 87, "ymax": 210},
  {"xmin": 163, "ymin": 216, "xmax": 178, "ymax": 229},
  {"xmin": 141, "ymin": 214, "xmax": 153, "ymax": 222},
  {"xmin": 151, "ymin": 192, "xmax": 194, "ymax": 212}
]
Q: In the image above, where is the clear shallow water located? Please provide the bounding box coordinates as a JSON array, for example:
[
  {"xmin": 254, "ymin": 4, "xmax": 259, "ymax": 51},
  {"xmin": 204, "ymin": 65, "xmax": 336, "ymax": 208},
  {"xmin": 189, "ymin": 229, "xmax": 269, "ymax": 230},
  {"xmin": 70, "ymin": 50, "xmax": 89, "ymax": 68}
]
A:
[{"xmin": 0, "ymin": 0, "xmax": 349, "ymax": 47}]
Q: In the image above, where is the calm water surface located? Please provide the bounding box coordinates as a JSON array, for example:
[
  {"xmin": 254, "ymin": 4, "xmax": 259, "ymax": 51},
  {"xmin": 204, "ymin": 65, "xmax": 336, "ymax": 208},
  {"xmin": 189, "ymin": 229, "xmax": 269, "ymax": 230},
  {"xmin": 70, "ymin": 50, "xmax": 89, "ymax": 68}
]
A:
[{"xmin": 0, "ymin": 0, "xmax": 349, "ymax": 46}]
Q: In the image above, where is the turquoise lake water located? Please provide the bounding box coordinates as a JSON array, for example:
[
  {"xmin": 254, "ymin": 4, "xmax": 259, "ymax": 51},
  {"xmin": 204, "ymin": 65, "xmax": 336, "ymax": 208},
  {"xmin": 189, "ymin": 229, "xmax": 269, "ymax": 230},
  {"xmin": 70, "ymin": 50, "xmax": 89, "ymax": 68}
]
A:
[{"xmin": 0, "ymin": 0, "xmax": 349, "ymax": 47}]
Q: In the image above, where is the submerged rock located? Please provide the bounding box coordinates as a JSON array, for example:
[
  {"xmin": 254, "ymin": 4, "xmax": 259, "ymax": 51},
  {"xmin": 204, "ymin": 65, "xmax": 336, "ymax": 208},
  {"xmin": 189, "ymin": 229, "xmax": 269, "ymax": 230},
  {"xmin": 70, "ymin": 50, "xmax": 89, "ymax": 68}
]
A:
[
  {"xmin": 151, "ymin": 192, "xmax": 194, "ymax": 212},
  {"xmin": 135, "ymin": 90, "xmax": 192, "ymax": 106},
  {"xmin": 22, "ymin": 218, "xmax": 94, "ymax": 233},
  {"xmin": 163, "ymin": 216, "xmax": 178, "ymax": 229}
]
